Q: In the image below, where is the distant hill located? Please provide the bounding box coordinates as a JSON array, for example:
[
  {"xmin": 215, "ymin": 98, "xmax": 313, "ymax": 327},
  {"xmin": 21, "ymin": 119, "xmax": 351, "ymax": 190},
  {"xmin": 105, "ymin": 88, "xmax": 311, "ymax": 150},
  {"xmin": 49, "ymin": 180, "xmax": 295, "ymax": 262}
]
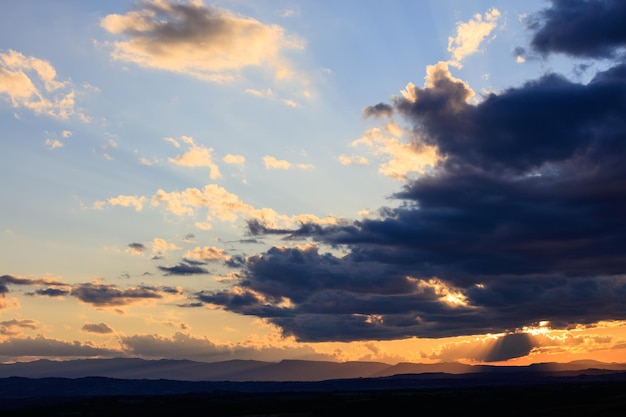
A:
[{"xmin": 1, "ymin": 357, "xmax": 626, "ymax": 382}]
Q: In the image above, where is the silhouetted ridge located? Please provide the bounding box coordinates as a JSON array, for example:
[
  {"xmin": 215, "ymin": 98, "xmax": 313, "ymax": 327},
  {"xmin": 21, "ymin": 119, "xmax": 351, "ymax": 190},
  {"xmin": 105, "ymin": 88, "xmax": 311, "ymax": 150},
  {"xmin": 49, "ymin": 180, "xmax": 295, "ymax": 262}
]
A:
[{"xmin": 1, "ymin": 358, "xmax": 625, "ymax": 382}]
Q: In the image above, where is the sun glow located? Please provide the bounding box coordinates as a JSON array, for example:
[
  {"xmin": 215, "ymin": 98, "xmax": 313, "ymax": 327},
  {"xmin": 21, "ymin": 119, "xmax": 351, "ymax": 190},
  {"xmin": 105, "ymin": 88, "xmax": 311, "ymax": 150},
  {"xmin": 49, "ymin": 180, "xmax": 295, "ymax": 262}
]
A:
[{"xmin": 522, "ymin": 321, "xmax": 551, "ymax": 336}]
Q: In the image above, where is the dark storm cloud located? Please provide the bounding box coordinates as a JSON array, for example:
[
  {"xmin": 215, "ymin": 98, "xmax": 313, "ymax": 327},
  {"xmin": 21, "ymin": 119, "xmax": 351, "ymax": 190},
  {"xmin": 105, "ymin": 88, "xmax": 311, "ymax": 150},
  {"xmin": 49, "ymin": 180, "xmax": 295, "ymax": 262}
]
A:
[
  {"xmin": 529, "ymin": 0, "xmax": 626, "ymax": 58},
  {"xmin": 197, "ymin": 2, "xmax": 626, "ymax": 343},
  {"xmin": 158, "ymin": 262, "xmax": 209, "ymax": 275},
  {"xmin": 71, "ymin": 283, "xmax": 162, "ymax": 307}
]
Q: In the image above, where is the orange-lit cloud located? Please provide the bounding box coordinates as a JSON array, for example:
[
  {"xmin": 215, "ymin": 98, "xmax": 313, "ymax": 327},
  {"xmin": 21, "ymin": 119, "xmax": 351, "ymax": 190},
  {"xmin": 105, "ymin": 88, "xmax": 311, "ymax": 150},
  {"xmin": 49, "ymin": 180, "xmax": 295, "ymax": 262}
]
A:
[
  {"xmin": 448, "ymin": 8, "xmax": 501, "ymax": 66},
  {"xmin": 82, "ymin": 322, "xmax": 114, "ymax": 334},
  {"xmin": 101, "ymin": 0, "xmax": 304, "ymax": 83},
  {"xmin": 149, "ymin": 184, "xmax": 337, "ymax": 230},
  {"xmin": 108, "ymin": 195, "xmax": 146, "ymax": 212},
  {"xmin": 0, "ymin": 50, "xmax": 78, "ymax": 119},
  {"xmin": 263, "ymin": 155, "xmax": 313, "ymax": 170},
  {"xmin": 168, "ymin": 136, "xmax": 221, "ymax": 179},
  {"xmin": 351, "ymin": 127, "xmax": 441, "ymax": 180},
  {"xmin": 184, "ymin": 246, "xmax": 230, "ymax": 262},
  {"xmin": 222, "ymin": 154, "xmax": 245, "ymax": 165}
]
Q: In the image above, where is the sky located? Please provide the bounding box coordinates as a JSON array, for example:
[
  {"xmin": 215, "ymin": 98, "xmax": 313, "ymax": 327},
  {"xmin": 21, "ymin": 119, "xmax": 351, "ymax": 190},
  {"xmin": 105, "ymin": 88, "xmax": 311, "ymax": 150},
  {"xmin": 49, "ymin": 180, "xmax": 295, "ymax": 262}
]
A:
[{"xmin": 1, "ymin": 0, "xmax": 626, "ymax": 366}]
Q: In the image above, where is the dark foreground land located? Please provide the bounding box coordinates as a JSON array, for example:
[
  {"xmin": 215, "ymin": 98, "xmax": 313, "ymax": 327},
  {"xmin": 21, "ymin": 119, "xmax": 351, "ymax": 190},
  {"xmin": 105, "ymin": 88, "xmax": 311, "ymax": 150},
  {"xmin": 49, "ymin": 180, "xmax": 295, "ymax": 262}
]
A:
[{"xmin": 2, "ymin": 376, "xmax": 626, "ymax": 416}]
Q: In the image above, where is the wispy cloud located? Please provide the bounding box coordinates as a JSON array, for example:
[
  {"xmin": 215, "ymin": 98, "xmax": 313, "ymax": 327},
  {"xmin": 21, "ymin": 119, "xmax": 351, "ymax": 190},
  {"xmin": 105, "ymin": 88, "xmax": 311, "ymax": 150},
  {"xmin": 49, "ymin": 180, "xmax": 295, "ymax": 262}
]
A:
[{"xmin": 263, "ymin": 155, "xmax": 313, "ymax": 170}]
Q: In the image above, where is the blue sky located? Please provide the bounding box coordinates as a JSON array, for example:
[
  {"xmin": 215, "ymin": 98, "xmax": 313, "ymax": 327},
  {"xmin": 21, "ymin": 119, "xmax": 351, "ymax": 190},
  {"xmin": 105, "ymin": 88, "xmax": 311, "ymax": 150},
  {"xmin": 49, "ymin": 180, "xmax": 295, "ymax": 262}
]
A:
[{"xmin": 2, "ymin": 0, "xmax": 626, "ymax": 365}]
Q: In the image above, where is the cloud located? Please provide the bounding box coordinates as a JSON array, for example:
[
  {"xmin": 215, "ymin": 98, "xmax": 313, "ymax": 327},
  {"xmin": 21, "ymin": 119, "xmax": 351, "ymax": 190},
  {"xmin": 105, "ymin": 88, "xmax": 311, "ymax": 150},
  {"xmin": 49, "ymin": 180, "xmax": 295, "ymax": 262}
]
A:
[
  {"xmin": 101, "ymin": 139, "xmax": 118, "ymax": 160},
  {"xmin": 199, "ymin": 3, "xmax": 626, "ymax": 343},
  {"xmin": 0, "ymin": 49, "xmax": 78, "ymax": 119},
  {"xmin": 282, "ymin": 98, "xmax": 298, "ymax": 107},
  {"xmin": 33, "ymin": 288, "xmax": 71, "ymax": 297},
  {"xmin": 0, "ymin": 335, "xmax": 118, "ymax": 360},
  {"xmin": 158, "ymin": 262, "xmax": 209, "ymax": 276},
  {"xmin": 184, "ymin": 246, "xmax": 230, "ymax": 262},
  {"xmin": 351, "ymin": 127, "xmax": 441, "ymax": 180},
  {"xmin": 127, "ymin": 238, "xmax": 179, "ymax": 257},
  {"xmin": 427, "ymin": 324, "xmax": 625, "ymax": 363},
  {"xmin": 263, "ymin": 156, "xmax": 313, "ymax": 170},
  {"xmin": 427, "ymin": 333, "xmax": 537, "ymax": 363},
  {"xmin": 0, "ymin": 319, "xmax": 38, "ymax": 336},
  {"xmin": 44, "ymin": 138, "xmax": 63, "ymax": 150},
  {"xmin": 120, "ymin": 332, "xmax": 332, "ymax": 362},
  {"xmin": 163, "ymin": 136, "xmax": 181, "ymax": 148},
  {"xmin": 338, "ymin": 155, "xmax": 369, "ymax": 166},
  {"xmin": 101, "ymin": 0, "xmax": 303, "ymax": 83},
  {"xmin": 127, "ymin": 242, "xmax": 146, "ymax": 255},
  {"xmin": 363, "ymin": 103, "xmax": 394, "ymax": 119},
  {"xmin": 222, "ymin": 153, "xmax": 245, "ymax": 165},
  {"xmin": 82, "ymin": 322, "xmax": 114, "ymax": 334},
  {"xmin": 150, "ymin": 237, "xmax": 181, "ymax": 254},
  {"xmin": 528, "ymin": 0, "xmax": 626, "ymax": 58},
  {"xmin": 0, "ymin": 274, "xmax": 67, "ymax": 296},
  {"xmin": 447, "ymin": 8, "xmax": 501, "ymax": 66},
  {"xmin": 71, "ymin": 283, "xmax": 163, "ymax": 307},
  {"xmin": 150, "ymin": 184, "xmax": 337, "ymax": 230},
  {"xmin": 245, "ymin": 88, "xmax": 273, "ymax": 97},
  {"xmin": 107, "ymin": 195, "xmax": 146, "ymax": 211},
  {"xmin": 263, "ymin": 155, "xmax": 291, "ymax": 170},
  {"xmin": 168, "ymin": 136, "xmax": 221, "ymax": 179}
]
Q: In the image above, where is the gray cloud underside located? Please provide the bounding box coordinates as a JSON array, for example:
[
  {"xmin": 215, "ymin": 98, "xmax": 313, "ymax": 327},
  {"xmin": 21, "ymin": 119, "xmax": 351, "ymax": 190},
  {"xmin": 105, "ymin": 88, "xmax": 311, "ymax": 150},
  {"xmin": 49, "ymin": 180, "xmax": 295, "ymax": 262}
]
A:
[
  {"xmin": 1, "ymin": 275, "xmax": 177, "ymax": 308},
  {"xmin": 120, "ymin": 332, "xmax": 332, "ymax": 363},
  {"xmin": 82, "ymin": 323, "xmax": 114, "ymax": 334},
  {"xmin": 0, "ymin": 274, "xmax": 66, "ymax": 295},
  {"xmin": 71, "ymin": 283, "xmax": 168, "ymax": 306},
  {"xmin": 196, "ymin": 2, "xmax": 626, "ymax": 342},
  {"xmin": 128, "ymin": 242, "xmax": 146, "ymax": 251},
  {"xmin": 0, "ymin": 336, "xmax": 117, "ymax": 357},
  {"xmin": 158, "ymin": 262, "xmax": 209, "ymax": 275}
]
